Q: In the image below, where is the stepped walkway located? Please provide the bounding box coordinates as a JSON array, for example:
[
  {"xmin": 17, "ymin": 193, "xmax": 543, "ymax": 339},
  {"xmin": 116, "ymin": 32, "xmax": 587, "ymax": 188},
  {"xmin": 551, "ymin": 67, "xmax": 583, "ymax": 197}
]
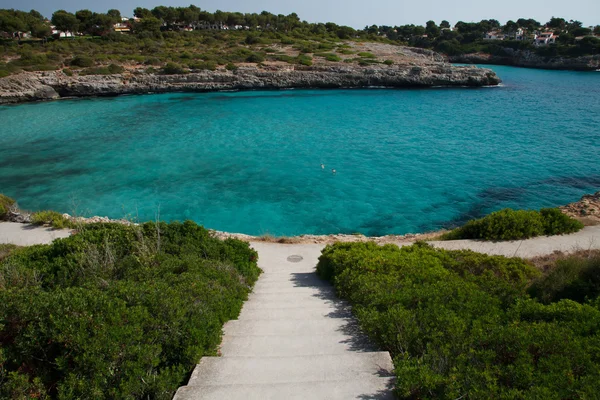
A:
[{"xmin": 173, "ymin": 242, "xmax": 396, "ymax": 400}]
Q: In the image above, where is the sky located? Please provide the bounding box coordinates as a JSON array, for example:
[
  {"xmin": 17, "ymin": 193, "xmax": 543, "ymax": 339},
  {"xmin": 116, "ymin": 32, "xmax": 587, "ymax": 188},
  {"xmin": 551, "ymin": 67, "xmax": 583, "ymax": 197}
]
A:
[{"xmin": 1, "ymin": 0, "xmax": 598, "ymax": 28}]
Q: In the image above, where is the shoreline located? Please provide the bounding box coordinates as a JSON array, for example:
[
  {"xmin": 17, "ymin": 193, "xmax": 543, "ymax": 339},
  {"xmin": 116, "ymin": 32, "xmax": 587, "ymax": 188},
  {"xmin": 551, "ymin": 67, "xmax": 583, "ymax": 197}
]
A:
[{"xmin": 3, "ymin": 191, "xmax": 598, "ymax": 245}]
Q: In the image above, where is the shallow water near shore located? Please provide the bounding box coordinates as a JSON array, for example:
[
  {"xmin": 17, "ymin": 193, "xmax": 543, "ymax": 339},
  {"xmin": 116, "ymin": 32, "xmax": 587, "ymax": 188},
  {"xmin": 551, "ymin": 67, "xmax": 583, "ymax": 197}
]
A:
[{"xmin": 1, "ymin": 65, "xmax": 599, "ymax": 236}]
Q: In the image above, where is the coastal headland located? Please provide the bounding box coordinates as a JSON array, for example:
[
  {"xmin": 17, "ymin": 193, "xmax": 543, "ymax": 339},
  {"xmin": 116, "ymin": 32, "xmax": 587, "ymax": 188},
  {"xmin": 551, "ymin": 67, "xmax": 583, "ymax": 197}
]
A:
[{"xmin": 0, "ymin": 44, "xmax": 500, "ymax": 104}]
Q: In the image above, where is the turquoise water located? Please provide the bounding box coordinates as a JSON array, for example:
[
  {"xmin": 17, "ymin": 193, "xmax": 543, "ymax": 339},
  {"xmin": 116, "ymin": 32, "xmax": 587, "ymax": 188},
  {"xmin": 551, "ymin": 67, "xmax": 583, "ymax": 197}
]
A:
[{"xmin": 1, "ymin": 66, "xmax": 599, "ymax": 236}]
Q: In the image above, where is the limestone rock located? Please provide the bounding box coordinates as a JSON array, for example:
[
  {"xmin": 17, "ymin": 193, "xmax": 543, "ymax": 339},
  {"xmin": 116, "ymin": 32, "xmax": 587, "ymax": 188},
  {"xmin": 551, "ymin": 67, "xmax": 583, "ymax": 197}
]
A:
[{"xmin": 0, "ymin": 62, "xmax": 500, "ymax": 105}]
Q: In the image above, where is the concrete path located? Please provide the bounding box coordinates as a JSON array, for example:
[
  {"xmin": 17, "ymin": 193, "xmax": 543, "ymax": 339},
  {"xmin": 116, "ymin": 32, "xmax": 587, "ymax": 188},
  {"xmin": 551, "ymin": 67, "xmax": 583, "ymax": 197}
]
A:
[
  {"xmin": 173, "ymin": 242, "xmax": 396, "ymax": 400},
  {"xmin": 0, "ymin": 222, "xmax": 71, "ymax": 246},
  {"xmin": 431, "ymin": 225, "xmax": 600, "ymax": 258}
]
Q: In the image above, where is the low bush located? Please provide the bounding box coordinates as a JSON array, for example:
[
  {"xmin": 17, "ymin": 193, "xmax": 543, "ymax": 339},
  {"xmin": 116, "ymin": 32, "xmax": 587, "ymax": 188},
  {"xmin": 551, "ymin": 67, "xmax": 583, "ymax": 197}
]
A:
[
  {"xmin": 529, "ymin": 252, "xmax": 600, "ymax": 304},
  {"xmin": 70, "ymin": 55, "xmax": 94, "ymax": 68},
  {"xmin": 0, "ymin": 221, "xmax": 260, "ymax": 399},
  {"xmin": 30, "ymin": 210, "xmax": 75, "ymax": 229},
  {"xmin": 315, "ymin": 52, "xmax": 341, "ymax": 62},
  {"xmin": 357, "ymin": 51, "xmax": 376, "ymax": 58},
  {"xmin": 442, "ymin": 208, "xmax": 584, "ymax": 241},
  {"xmin": 246, "ymin": 52, "xmax": 265, "ymax": 63},
  {"xmin": 317, "ymin": 242, "xmax": 600, "ymax": 398},
  {"xmin": 108, "ymin": 63, "xmax": 124, "ymax": 74},
  {"xmin": 540, "ymin": 207, "xmax": 584, "ymax": 235},
  {"xmin": 0, "ymin": 193, "xmax": 16, "ymax": 220},
  {"xmin": 161, "ymin": 62, "xmax": 186, "ymax": 75},
  {"xmin": 188, "ymin": 61, "xmax": 217, "ymax": 71},
  {"xmin": 296, "ymin": 54, "xmax": 313, "ymax": 66},
  {"xmin": 383, "ymin": 59, "xmax": 394, "ymax": 65}
]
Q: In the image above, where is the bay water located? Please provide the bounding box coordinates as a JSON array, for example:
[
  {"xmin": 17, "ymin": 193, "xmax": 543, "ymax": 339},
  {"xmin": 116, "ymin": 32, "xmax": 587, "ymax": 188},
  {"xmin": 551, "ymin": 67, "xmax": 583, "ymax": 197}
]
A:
[{"xmin": 1, "ymin": 65, "xmax": 599, "ymax": 236}]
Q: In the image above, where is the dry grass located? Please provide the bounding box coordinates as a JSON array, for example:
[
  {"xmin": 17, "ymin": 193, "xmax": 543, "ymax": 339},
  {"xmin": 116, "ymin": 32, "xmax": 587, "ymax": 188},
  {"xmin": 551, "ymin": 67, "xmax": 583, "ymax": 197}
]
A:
[
  {"xmin": 528, "ymin": 249, "xmax": 600, "ymax": 273},
  {"xmin": 256, "ymin": 234, "xmax": 303, "ymax": 244}
]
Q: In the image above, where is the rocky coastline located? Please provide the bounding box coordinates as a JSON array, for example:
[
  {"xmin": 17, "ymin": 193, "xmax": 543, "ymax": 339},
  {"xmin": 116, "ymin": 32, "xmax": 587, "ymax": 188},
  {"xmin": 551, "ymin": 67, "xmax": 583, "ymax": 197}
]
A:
[
  {"xmin": 0, "ymin": 63, "xmax": 500, "ymax": 105},
  {"xmin": 449, "ymin": 51, "xmax": 600, "ymax": 71}
]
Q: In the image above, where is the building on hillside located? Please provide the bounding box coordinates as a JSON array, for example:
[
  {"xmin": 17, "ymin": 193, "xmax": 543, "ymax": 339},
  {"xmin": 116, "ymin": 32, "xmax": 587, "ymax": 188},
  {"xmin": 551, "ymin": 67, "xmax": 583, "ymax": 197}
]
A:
[
  {"xmin": 512, "ymin": 28, "xmax": 527, "ymax": 40},
  {"xmin": 484, "ymin": 31, "xmax": 505, "ymax": 40},
  {"xmin": 535, "ymin": 32, "xmax": 558, "ymax": 46},
  {"xmin": 195, "ymin": 21, "xmax": 229, "ymax": 30},
  {"xmin": 114, "ymin": 20, "xmax": 131, "ymax": 34},
  {"xmin": 50, "ymin": 26, "xmax": 76, "ymax": 38}
]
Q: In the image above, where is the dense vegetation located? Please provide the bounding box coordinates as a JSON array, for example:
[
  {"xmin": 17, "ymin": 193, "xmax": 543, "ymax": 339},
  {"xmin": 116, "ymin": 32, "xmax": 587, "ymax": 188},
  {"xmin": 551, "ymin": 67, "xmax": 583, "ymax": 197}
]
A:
[
  {"xmin": 442, "ymin": 208, "xmax": 584, "ymax": 241},
  {"xmin": 1, "ymin": 6, "xmax": 598, "ymax": 78},
  {"xmin": 317, "ymin": 242, "xmax": 600, "ymax": 398},
  {"xmin": 0, "ymin": 221, "xmax": 261, "ymax": 399}
]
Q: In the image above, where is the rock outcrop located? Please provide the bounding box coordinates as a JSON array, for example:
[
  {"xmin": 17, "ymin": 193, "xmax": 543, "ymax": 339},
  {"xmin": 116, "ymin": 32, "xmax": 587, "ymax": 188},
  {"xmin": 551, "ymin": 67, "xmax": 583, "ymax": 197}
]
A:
[
  {"xmin": 449, "ymin": 51, "xmax": 600, "ymax": 71},
  {"xmin": 0, "ymin": 63, "xmax": 500, "ymax": 105},
  {"xmin": 560, "ymin": 191, "xmax": 600, "ymax": 225}
]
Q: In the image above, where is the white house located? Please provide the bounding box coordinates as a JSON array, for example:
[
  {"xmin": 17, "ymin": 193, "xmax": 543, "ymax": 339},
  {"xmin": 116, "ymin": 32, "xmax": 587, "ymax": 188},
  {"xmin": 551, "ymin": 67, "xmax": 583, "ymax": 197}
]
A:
[
  {"xmin": 50, "ymin": 26, "xmax": 75, "ymax": 37},
  {"xmin": 484, "ymin": 31, "xmax": 505, "ymax": 40},
  {"xmin": 535, "ymin": 32, "xmax": 558, "ymax": 46}
]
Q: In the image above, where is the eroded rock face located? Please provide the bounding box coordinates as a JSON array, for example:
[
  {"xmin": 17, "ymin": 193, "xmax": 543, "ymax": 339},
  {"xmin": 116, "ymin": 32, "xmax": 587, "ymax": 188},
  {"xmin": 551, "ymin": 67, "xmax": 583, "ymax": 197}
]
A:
[
  {"xmin": 449, "ymin": 52, "xmax": 600, "ymax": 71},
  {"xmin": 0, "ymin": 63, "xmax": 500, "ymax": 105}
]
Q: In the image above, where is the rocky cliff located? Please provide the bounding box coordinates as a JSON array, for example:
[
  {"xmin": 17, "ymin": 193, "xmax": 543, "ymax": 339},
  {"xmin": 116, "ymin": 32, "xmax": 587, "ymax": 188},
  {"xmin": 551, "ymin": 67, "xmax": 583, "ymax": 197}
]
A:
[
  {"xmin": 449, "ymin": 51, "xmax": 600, "ymax": 71},
  {"xmin": 0, "ymin": 63, "xmax": 500, "ymax": 105}
]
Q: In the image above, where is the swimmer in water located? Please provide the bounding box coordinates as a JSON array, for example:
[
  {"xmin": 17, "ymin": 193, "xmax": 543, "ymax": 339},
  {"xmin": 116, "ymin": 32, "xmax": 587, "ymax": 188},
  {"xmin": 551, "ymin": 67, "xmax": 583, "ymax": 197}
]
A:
[
  {"xmin": 332, "ymin": 169, "xmax": 336, "ymax": 174},
  {"xmin": 321, "ymin": 163, "xmax": 325, "ymax": 169}
]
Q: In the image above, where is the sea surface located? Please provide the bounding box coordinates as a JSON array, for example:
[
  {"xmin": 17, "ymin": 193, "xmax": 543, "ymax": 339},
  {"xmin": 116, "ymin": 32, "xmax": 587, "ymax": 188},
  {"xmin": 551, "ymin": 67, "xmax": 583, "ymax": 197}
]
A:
[{"xmin": 1, "ymin": 66, "xmax": 599, "ymax": 236}]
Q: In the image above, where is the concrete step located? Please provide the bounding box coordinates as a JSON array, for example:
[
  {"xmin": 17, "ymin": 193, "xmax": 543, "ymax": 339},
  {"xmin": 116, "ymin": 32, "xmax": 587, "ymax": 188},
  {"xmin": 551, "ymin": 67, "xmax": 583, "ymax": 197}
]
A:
[
  {"xmin": 241, "ymin": 300, "xmax": 345, "ymax": 310},
  {"xmin": 252, "ymin": 286, "xmax": 335, "ymax": 295},
  {"xmin": 253, "ymin": 271, "xmax": 323, "ymax": 281},
  {"xmin": 223, "ymin": 318, "xmax": 358, "ymax": 337},
  {"xmin": 219, "ymin": 333, "xmax": 378, "ymax": 357},
  {"xmin": 173, "ymin": 377, "xmax": 396, "ymax": 400},
  {"xmin": 236, "ymin": 305, "xmax": 352, "ymax": 321},
  {"xmin": 187, "ymin": 353, "xmax": 394, "ymax": 386},
  {"xmin": 250, "ymin": 288, "xmax": 337, "ymax": 300},
  {"xmin": 247, "ymin": 291, "xmax": 340, "ymax": 304}
]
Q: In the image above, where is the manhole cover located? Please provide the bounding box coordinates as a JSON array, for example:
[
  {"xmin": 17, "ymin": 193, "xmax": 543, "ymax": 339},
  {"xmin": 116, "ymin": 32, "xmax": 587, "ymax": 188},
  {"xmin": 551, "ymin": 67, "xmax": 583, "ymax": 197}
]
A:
[{"xmin": 287, "ymin": 255, "xmax": 303, "ymax": 263}]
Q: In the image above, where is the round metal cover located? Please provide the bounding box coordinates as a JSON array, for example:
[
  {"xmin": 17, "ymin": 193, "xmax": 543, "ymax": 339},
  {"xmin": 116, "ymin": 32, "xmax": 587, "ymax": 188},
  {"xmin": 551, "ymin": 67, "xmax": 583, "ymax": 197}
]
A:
[{"xmin": 287, "ymin": 255, "xmax": 303, "ymax": 263}]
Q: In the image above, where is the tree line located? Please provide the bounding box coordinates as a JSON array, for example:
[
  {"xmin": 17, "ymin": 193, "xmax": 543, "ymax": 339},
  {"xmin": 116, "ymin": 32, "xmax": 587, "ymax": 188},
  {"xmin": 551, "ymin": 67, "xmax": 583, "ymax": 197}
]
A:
[{"xmin": 1, "ymin": 6, "xmax": 599, "ymax": 59}]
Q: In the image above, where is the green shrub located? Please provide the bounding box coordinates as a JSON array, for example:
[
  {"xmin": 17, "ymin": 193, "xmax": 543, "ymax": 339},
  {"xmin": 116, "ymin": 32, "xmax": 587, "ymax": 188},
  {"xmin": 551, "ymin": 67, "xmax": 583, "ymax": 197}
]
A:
[
  {"xmin": 0, "ymin": 194, "xmax": 16, "ymax": 220},
  {"xmin": 162, "ymin": 62, "xmax": 186, "ymax": 75},
  {"xmin": 529, "ymin": 253, "xmax": 600, "ymax": 304},
  {"xmin": 80, "ymin": 66, "xmax": 111, "ymax": 75},
  {"xmin": 442, "ymin": 208, "xmax": 583, "ymax": 241},
  {"xmin": 62, "ymin": 68, "xmax": 73, "ymax": 76},
  {"xmin": 30, "ymin": 210, "xmax": 74, "ymax": 229},
  {"xmin": 357, "ymin": 51, "xmax": 376, "ymax": 58},
  {"xmin": 144, "ymin": 57, "xmax": 162, "ymax": 65},
  {"xmin": 383, "ymin": 59, "xmax": 394, "ymax": 65},
  {"xmin": 317, "ymin": 242, "xmax": 600, "ymax": 398},
  {"xmin": 0, "ymin": 221, "xmax": 260, "ymax": 398},
  {"xmin": 107, "ymin": 63, "xmax": 124, "ymax": 74},
  {"xmin": 540, "ymin": 207, "xmax": 584, "ymax": 235},
  {"xmin": 296, "ymin": 54, "xmax": 313, "ymax": 66},
  {"xmin": 246, "ymin": 53, "xmax": 265, "ymax": 63},
  {"xmin": 225, "ymin": 62, "xmax": 238, "ymax": 71},
  {"xmin": 188, "ymin": 61, "xmax": 217, "ymax": 71},
  {"xmin": 70, "ymin": 55, "xmax": 94, "ymax": 68},
  {"xmin": 314, "ymin": 52, "xmax": 341, "ymax": 62}
]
